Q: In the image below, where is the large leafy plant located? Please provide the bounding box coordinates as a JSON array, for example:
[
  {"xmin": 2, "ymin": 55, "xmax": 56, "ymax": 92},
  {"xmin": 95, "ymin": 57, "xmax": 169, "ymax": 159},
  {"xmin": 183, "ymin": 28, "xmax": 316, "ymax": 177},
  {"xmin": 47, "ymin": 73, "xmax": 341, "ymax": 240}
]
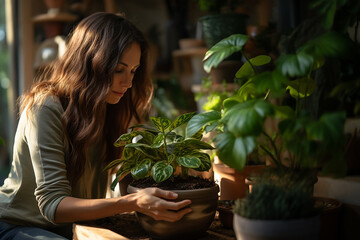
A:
[
  {"xmin": 105, "ymin": 112, "xmax": 214, "ymax": 190},
  {"xmin": 187, "ymin": 31, "xmax": 352, "ymax": 176}
]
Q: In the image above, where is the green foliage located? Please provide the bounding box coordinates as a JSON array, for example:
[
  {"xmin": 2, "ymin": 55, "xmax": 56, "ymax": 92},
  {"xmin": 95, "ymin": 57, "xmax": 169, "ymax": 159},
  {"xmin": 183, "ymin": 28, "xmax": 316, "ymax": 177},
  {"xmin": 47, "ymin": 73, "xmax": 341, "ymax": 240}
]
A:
[
  {"xmin": 187, "ymin": 26, "xmax": 351, "ymax": 177},
  {"xmin": 105, "ymin": 112, "xmax": 214, "ymax": 190},
  {"xmin": 233, "ymin": 176, "xmax": 321, "ymax": 220},
  {"xmin": 0, "ymin": 136, "xmax": 4, "ymax": 146},
  {"xmin": 203, "ymin": 34, "xmax": 248, "ymax": 73}
]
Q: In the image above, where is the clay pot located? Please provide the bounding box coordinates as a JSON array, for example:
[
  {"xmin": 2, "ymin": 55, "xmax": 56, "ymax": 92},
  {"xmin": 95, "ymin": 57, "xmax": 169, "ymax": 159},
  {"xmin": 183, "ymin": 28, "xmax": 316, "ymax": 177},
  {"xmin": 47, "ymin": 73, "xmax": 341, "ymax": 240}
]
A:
[
  {"xmin": 213, "ymin": 161, "xmax": 265, "ymax": 200},
  {"xmin": 210, "ymin": 60, "xmax": 243, "ymax": 84},
  {"xmin": 127, "ymin": 184, "xmax": 219, "ymax": 239}
]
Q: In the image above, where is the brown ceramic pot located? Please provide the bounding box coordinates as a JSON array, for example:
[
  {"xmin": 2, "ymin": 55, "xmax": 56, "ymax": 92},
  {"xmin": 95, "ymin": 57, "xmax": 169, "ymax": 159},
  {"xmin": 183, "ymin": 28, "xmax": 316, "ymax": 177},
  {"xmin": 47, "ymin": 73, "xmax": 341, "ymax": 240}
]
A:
[{"xmin": 127, "ymin": 184, "xmax": 219, "ymax": 240}]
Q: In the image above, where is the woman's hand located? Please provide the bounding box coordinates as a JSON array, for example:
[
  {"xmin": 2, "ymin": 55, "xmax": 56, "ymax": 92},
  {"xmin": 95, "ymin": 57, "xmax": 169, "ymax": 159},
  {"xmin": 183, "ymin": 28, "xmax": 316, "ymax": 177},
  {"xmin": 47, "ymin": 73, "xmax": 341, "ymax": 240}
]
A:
[{"xmin": 130, "ymin": 187, "xmax": 192, "ymax": 222}]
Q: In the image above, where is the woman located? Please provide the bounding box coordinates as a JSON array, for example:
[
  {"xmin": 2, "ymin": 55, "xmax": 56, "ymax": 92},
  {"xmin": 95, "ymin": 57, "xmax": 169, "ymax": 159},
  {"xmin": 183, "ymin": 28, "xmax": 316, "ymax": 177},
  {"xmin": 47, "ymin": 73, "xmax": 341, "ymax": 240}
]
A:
[{"xmin": 0, "ymin": 12, "xmax": 191, "ymax": 239}]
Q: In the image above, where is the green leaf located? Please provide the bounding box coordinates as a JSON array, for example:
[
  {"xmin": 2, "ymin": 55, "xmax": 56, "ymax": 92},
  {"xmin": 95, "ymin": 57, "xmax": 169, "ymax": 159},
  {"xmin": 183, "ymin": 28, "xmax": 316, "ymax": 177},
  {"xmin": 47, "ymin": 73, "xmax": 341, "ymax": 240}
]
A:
[
  {"xmin": 152, "ymin": 133, "xmax": 164, "ymax": 148},
  {"xmin": 235, "ymin": 55, "xmax": 272, "ymax": 79},
  {"xmin": 131, "ymin": 159, "xmax": 152, "ymax": 180},
  {"xmin": 234, "ymin": 80, "xmax": 257, "ymax": 103},
  {"xmin": 186, "ymin": 111, "xmax": 221, "ymax": 138},
  {"xmin": 150, "ymin": 117, "xmax": 172, "ymax": 132},
  {"xmin": 152, "ymin": 161, "xmax": 174, "ymax": 183},
  {"xmin": 286, "ymin": 77, "xmax": 316, "ymax": 98},
  {"xmin": 0, "ymin": 137, "xmax": 4, "ymax": 146},
  {"xmin": 276, "ymin": 52, "xmax": 314, "ymax": 78},
  {"xmin": 125, "ymin": 142, "xmax": 153, "ymax": 148},
  {"xmin": 122, "ymin": 147, "xmax": 135, "ymax": 160},
  {"xmin": 299, "ymin": 31, "xmax": 352, "ymax": 59},
  {"xmin": 181, "ymin": 139, "xmax": 214, "ymax": 150},
  {"xmin": 273, "ymin": 105, "xmax": 296, "ymax": 119},
  {"xmin": 223, "ymin": 99, "xmax": 273, "ymax": 136},
  {"xmin": 309, "ymin": 0, "xmax": 337, "ymax": 29},
  {"xmin": 203, "ymin": 34, "xmax": 248, "ymax": 73},
  {"xmin": 215, "ymin": 132, "xmax": 256, "ymax": 171},
  {"xmin": 114, "ymin": 132, "xmax": 136, "ymax": 147},
  {"xmin": 114, "ymin": 130, "xmax": 155, "ymax": 147},
  {"xmin": 251, "ymin": 70, "xmax": 288, "ymax": 96},
  {"xmin": 306, "ymin": 112, "xmax": 346, "ymax": 146},
  {"xmin": 103, "ymin": 158, "xmax": 124, "ymax": 171},
  {"xmin": 192, "ymin": 152, "xmax": 212, "ymax": 171},
  {"xmin": 177, "ymin": 156, "xmax": 201, "ymax": 168},
  {"xmin": 110, "ymin": 162, "xmax": 133, "ymax": 190},
  {"xmin": 169, "ymin": 112, "xmax": 196, "ymax": 132}
]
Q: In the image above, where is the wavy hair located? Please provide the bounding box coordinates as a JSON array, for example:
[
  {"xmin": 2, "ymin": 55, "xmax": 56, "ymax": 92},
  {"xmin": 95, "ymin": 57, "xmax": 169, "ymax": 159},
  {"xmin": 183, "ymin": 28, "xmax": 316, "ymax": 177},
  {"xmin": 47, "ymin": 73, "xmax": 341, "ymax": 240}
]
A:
[{"xmin": 19, "ymin": 12, "xmax": 153, "ymax": 186}]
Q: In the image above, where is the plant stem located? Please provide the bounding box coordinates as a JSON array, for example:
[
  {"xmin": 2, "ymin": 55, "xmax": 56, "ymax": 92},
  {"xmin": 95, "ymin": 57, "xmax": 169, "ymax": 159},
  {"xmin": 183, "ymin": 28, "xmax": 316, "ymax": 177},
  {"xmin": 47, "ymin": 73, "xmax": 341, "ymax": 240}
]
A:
[
  {"xmin": 163, "ymin": 131, "xmax": 170, "ymax": 162},
  {"xmin": 259, "ymin": 145, "xmax": 279, "ymax": 168},
  {"xmin": 262, "ymin": 130, "xmax": 281, "ymax": 167},
  {"xmin": 241, "ymin": 50, "xmax": 257, "ymax": 74},
  {"xmin": 181, "ymin": 167, "xmax": 188, "ymax": 178}
]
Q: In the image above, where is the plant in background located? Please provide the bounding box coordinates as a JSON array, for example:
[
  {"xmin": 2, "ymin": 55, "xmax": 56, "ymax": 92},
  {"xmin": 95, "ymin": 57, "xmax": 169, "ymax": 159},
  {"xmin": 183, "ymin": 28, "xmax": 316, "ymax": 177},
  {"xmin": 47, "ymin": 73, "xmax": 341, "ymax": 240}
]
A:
[
  {"xmin": 233, "ymin": 174, "xmax": 321, "ymax": 220},
  {"xmin": 196, "ymin": 0, "xmax": 243, "ymax": 14},
  {"xmin": 195, "ymin": 77, "xmax": 234, "ymax": 112},
  {"xmin": 186, "ymin": 30, "xmax": 353, "ymax": 176},
  {"xmin": 104, "ymin": 112, "xmax": 214, "ymax": 190}
]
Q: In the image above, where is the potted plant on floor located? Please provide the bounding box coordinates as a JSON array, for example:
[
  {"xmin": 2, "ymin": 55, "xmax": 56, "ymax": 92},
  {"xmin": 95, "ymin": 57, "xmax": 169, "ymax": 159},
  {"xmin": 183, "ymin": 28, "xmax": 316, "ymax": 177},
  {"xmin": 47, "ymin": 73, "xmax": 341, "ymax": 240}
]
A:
[
  {"xmin": 104, "ymin": 112, "xmax": 219, "ymax": 240},
  {"xmin": 186, "ymin": 9, "xmax": 354, "ymax": 237}
]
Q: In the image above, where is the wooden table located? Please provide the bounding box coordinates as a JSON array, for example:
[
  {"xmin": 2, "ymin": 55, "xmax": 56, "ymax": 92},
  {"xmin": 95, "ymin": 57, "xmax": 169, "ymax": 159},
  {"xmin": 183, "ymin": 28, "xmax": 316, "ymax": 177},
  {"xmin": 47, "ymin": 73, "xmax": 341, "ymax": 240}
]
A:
[{"xmin": 73, "ymin": 212, "xmax": 236, "ymax": 240}]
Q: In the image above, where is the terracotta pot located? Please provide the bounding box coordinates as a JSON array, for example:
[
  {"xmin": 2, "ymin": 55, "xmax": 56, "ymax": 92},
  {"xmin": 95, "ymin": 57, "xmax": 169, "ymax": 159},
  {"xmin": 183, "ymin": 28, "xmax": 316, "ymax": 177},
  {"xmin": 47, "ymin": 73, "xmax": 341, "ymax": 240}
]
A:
[
  {"xmin": 210, "ymin": 60, "xmax": 243, "ymax": 84},
  {"xmin": 179, "ymin": 38, "xmax": 206, "ymax": 50},
  {"xmin": 233, "ymin": 214, "xmax": 321, "ymax": 240},
  {"xmin": 213, "ymin": 161, "xmax": 265, "ymax": 200},
  {"xmin": 127, "ymin": 184, "xmax": 219, "ymax": 239}
]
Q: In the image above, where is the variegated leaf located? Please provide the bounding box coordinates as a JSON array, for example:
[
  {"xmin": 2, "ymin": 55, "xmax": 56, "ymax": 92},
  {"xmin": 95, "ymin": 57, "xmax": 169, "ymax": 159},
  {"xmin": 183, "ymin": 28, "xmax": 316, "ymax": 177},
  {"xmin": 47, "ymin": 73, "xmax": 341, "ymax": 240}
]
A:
[
  {"xmin": 152, "ymin": 133, "xmax": 164, "ymax": 148},
  {"xmin": 114, "ymin": 132, "xmax": 135, "ymax": 147},
  {"xmin": 122, "ymin": 147, "xmax": 135, "ymax": 160},
  {"xmin": 110, "ymin": 162, "xmax": 133, "ymax": 190},
  {"xmin": 177, "ymin": 156, "xmax": 201, "ymax": 168},
  {"xmin": 168, "ymin": 154, "xmax": 176, "ymax": 164},
  {"xmin": 169, "ymin": 112, "xmax": 196, "ymax": 131},
  {"xmin": 151, "ymin": 117, "xmax": 172, "ymax": 132},
  {"xmin": 152, "ymin": 161, "xmax": 173, "ymax": 183},
  {"xmin": 192, "ymin": 152, "xmax": 212, "ymax": 171},
  {"xmin": 131, "ymin": 159, "xmax": 152, "ymax": 180},
  {"xmin": 103, "ymin": 158, "xmax": 124, "ymax": 171},
  {"xmin": 182, "ymin": 139, "xmax": 214, "ymax": 150}
]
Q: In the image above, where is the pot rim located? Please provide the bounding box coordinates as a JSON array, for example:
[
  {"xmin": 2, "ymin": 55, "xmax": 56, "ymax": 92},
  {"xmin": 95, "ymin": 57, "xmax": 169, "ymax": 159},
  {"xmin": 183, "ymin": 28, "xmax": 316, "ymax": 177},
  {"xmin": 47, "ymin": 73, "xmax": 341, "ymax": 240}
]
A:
[{"xmin": 127, "ymin": 184, "xmax": 219, "ymax": 198}]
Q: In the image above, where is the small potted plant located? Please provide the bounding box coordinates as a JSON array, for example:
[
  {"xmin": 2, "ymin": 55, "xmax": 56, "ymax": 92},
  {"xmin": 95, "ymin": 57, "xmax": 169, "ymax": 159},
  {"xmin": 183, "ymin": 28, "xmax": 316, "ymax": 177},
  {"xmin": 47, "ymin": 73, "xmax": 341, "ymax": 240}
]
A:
[{"xmin": 105, "ymin": 112, "xmax": 219, "ymax": 240}]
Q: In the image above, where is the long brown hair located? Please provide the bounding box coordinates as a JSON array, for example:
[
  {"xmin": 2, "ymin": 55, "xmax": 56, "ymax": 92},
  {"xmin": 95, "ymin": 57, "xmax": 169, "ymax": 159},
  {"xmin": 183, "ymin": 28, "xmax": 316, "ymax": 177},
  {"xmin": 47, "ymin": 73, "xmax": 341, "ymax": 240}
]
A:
[{"xmin": 19, "ymin": 12, "xmax": 153, "ymax": 186}]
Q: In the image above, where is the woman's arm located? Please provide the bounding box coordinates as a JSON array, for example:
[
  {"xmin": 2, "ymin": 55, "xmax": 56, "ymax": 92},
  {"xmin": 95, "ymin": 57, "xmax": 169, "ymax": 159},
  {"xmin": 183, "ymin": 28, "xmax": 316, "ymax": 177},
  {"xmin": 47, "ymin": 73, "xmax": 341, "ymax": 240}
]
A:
[{"xmin": 55, "ymin": 187, "xmax": 192, "ymax": 223}]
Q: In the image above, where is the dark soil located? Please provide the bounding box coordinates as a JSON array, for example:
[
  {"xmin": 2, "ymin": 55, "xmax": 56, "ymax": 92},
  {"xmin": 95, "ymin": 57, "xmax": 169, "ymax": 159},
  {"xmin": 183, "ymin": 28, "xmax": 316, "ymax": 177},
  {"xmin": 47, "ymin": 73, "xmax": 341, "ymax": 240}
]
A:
[{"xmin": 130, "ymin": 176, "xmax": 216, "ymax": 190}]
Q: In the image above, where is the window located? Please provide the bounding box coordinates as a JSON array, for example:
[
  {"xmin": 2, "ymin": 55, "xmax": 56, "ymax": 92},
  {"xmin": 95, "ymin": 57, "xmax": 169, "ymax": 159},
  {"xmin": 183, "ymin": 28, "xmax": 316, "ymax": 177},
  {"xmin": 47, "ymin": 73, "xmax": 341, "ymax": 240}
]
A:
[{"xmin": 0, "ymin": 0, "xmax": 13, "ymax": 183}]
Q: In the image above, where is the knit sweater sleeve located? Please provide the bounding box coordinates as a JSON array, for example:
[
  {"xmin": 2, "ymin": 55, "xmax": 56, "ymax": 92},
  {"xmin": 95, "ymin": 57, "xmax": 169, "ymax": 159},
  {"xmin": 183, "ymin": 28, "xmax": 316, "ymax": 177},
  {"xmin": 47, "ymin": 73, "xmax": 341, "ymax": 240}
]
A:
[{"xmin": 25, "ymin": 97, "xmax": 72, "ymax": 224}]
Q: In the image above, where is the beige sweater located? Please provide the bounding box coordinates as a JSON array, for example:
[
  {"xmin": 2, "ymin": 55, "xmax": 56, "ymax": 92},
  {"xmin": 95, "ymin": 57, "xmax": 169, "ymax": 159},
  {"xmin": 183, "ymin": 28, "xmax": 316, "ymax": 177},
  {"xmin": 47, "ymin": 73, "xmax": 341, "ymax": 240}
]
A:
[{"xmin": 0, "ymin": 96, "xmax": 109, "ymax": 229}]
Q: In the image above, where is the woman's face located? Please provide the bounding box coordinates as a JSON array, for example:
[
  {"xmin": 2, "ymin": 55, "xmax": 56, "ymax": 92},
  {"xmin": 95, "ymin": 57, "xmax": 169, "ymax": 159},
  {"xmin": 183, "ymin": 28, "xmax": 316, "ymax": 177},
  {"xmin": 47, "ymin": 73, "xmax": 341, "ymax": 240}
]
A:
[{"xmin": 106, "ymin": 42, "xmax": 141, "ymax": 104}]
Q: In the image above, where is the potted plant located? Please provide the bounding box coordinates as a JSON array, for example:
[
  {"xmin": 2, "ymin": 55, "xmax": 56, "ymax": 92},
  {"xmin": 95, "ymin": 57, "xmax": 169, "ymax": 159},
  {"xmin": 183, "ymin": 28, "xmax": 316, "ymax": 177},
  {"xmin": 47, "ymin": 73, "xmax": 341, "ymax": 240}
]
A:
[
  {"xmin": 186, "ymin": 8, "xmax": 354, "ymax": 235},
  {"xmin": 233, "ymin": 173, "xmax": 322, "ymax": 240},
  {"xmin": 104, "ymin": 112, "xmax": 219, "ymax": 240}
]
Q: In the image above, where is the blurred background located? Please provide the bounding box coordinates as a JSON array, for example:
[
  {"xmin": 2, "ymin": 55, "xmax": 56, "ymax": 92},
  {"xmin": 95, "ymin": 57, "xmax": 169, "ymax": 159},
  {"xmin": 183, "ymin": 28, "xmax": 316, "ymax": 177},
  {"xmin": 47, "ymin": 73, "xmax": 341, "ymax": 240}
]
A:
[{"xmin": 0, "ymin": 0, "xmax": 315, "ymax": 182}]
